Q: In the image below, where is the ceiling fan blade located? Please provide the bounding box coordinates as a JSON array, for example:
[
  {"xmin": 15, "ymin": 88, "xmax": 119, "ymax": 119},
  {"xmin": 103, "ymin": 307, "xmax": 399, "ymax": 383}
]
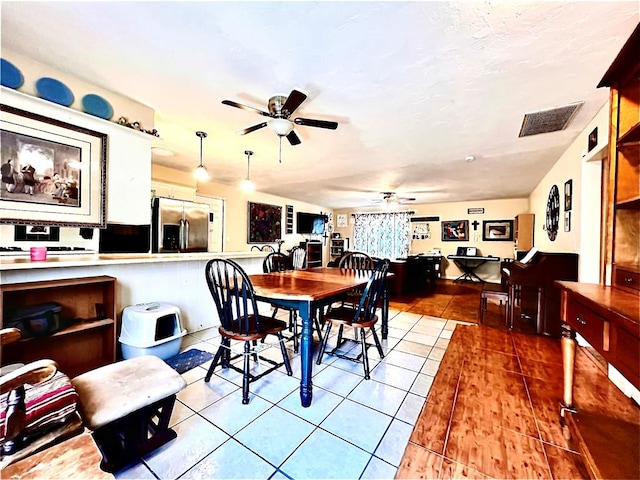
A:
[
  {"xmin": 237, "ymin": 122, "xmax": 267, "ymax": 135},
  {"xmin": 222, "ymin": 100, "xmax": 270, "ymax": 117},
  {"xmin": 294, "ymin": 117, "xmax": 338, "ymax": 130},
  {"xmin": 281, "ymin": 90, "xmax": 307, "ymax": 116},
  {"xmin": 286, "ymin": 130, "xmax": 302, "ymax": 146}
]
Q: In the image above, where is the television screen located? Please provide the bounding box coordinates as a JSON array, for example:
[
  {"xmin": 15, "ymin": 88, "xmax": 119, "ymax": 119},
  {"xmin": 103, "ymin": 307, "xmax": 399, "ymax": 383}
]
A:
[{"xmin": 297, "ymin": 212, "xmax": 326, "ymax": 234}]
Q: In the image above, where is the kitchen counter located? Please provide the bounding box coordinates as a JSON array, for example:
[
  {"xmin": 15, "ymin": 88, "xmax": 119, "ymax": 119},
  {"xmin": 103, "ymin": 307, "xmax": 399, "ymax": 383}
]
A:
[
  {"xmin": 0, "ymin": 251, "xmax": 268, "ymax": 332},
  {"xmin": 0, "ymin": 251, "xmax": 266, "ymax": 271}
]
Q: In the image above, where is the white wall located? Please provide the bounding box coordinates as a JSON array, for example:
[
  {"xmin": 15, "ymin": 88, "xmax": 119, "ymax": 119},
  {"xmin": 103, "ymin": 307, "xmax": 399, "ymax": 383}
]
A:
[{"xmin": 528, "ymin": 104, "xmax": 609, "ymax": 283}]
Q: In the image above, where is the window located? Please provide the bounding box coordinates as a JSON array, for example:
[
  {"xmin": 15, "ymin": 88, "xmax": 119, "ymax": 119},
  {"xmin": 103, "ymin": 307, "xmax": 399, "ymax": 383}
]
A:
[{"xmin": 352, "ymin": 212, "xmax": 411, "ymax": 259}]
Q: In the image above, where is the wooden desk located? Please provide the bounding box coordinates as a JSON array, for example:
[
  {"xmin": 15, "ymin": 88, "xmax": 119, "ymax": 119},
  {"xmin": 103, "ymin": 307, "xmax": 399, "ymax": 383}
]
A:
[
  {"xmin": 1, "ymin": 432, "xmax": 111, "ymax": 479},
  {"xmin": 250, "ymin": 267, "xmax": 391, "ymax": 407},
  {"xmin": 446, "ymin": 255, "xmax": 499, "ymax": 283},
  {"xmin": 556, "ymin": 281, "xmax": 639, "ymax": 480}
]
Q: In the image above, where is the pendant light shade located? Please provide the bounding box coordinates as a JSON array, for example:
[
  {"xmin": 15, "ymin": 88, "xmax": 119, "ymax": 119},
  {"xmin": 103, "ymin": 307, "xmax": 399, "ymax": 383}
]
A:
[
  {"xmin": 194, "ymin": 131, "xmax": 209, "ymax": 180},
  {"xmin": 241, "ymin": 150, "xmax": 255, "ymax": 192}
]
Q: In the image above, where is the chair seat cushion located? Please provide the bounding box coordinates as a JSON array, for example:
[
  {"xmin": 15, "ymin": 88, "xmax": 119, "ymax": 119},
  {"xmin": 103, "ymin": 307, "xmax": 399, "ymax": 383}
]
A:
[
  {"xmin": 71, "ymin": 355, "xmax": 186, "ymax": 430},
  {"xmin": 0, "ymin": 370, "xmax": 78, "ymax": 439},
  {"xmin": 325, "ymin": 306, "xmax": 378, "ymax": 328},
  {"xmin": 219, "ymin": 314, "xmax": 288, "ymax": 342}
]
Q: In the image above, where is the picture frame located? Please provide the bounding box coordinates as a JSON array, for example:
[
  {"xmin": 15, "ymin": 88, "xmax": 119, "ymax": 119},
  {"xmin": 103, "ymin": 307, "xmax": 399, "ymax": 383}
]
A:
[
  {"xmin": 467, "ymin": 207, "xmax": 484, "ymax": 215},
  {"xmin": 247, "ymin": 201, "xmax": 282, "ymax": 243},
  {"xmin": 0, "ymin": 104, "xmax": 107, "ymax": 227},
  {"xmin": 337, "ymin": 213, "xmax": 347, "ymax": 228},
  {"xmin": 14, "ymin": 224, "xmax": 60, "ymax": 242},
  {"xmin": 482, "ymin": 219, "xmax": 514, "ymax": 241},
  {"xmin": 564, "ymin": 211, "xmax": 571, "ymax": 232},
  {"xmin": 564, "ymin": 179, "xmax": 572, "ymax": 211},
  {"xmin": 441, "ymin": 220, "xmax": 469, "ymax": 241}
]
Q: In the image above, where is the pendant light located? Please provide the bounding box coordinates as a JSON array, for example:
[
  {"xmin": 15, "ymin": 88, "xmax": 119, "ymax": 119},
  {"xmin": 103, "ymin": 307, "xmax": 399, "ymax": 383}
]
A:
[
  {"xmin": 194, "ymin": 131, "xmax": 209, "ymax": 180},
  {"xmin": 241, "ymin": 150, "xmax": 255, "ymax": 192}
]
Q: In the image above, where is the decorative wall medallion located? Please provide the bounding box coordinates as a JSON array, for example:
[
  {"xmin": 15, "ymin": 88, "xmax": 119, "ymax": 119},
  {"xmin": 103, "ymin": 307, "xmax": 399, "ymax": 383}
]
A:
[{"xmin": 546, "ymin": 184, "xmax": 560, "ymax": 241}]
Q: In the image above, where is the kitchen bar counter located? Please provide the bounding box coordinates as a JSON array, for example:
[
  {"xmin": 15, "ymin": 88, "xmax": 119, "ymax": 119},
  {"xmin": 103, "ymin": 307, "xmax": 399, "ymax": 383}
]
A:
[
  {"xmin": 0, "ymin": 251, "xmax": 267, "ymax": 332},
  {"xmin": 0, "ymin": 251, "xmax": 265, "ymax": 271}
]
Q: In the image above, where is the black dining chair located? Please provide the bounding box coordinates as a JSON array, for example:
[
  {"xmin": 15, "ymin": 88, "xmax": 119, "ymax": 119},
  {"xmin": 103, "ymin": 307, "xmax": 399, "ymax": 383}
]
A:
[
  {"xmin": 338, "ymin": 251, "xmax": 375, "ymax": 309},
  {"xmin": 262, "ymin": 251, "xmax": 321, "ymax": 352},
  {"xmin": 204, "ymin": 258, "xmax": 292, "ymax": 404},
  {"xmin": 317, "ymin": 259, "xmax": 390, "ymax": 379}
]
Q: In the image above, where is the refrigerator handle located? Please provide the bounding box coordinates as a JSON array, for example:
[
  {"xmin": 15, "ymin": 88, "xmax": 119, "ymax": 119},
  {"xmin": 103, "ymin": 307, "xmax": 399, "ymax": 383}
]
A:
[
  {"xmin": 179, "ymin": 218, "xmax": 185, "ymax": 251},
  {"xmin": 184, "ymin": 219, "xmax": 190, "ymax": 250}
]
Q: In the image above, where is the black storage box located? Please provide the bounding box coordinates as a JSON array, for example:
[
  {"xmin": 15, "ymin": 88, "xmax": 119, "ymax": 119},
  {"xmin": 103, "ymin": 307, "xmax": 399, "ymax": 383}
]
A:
[{"xmin": 5, "ymin": 302, "xmax": 64, "ymax": 338}]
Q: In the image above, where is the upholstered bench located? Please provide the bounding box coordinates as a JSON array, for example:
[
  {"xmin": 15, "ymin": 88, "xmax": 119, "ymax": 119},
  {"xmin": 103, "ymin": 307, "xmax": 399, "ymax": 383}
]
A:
[
  {"xmin": 479, "ymin": 282, "xmax": 510, "ymax": 327},
  {"xmin": 71, "ymin": 355, "xmax": 186, "ymax": 472}
]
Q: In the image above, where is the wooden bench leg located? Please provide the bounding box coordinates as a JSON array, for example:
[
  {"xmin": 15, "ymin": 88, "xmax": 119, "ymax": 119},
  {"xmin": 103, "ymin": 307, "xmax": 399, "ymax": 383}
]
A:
[{"xmin": 91, "ymin": 395, "xmax": 178, "ymax": 472}]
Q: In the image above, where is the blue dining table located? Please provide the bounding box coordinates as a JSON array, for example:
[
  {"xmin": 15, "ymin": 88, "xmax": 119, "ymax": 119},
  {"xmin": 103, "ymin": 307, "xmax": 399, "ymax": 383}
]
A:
[{"xmin": 250, "ymin": 266, "xmax": 391, "ymax": 407}]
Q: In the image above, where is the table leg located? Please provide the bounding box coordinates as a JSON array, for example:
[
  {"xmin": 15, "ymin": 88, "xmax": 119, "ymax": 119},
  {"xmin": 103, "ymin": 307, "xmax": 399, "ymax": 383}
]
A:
[
  {"xmin": 298, "ymin": 301, "xmax": 314, "ymax": 407},
  {"xmin": 560, "ymin": 323, "xmax": 577, "ymax": 421},
  {"xmin": 382, "ymin": 285, "xmax": 389, "ymax": 340}
]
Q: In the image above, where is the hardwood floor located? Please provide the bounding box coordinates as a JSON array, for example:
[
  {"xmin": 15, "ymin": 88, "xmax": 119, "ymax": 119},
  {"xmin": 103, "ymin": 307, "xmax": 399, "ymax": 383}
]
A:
[{"xmin": 391, "ymin": 280, "xmax": 639, "ymax": 480}]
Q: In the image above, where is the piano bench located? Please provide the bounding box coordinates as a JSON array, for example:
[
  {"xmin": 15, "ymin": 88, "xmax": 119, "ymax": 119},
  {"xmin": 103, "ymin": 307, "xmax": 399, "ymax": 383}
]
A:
[{"xmin": 479, "ymin": 283, "xmax": 510, "ymax": 327}]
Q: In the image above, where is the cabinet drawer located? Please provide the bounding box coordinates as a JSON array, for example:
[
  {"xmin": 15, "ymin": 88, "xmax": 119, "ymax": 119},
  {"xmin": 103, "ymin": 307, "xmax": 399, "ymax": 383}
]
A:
[
  {"xmin": 566, "ymin": 300, "xmax": 607, "ymax": 351},
  {"xmin": 613, "ymin": 266, "xmax": 640, "ymax": 292}
]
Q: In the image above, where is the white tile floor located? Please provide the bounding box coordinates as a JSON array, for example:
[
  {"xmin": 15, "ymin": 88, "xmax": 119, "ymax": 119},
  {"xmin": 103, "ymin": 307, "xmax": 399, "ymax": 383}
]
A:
[{"xmin": 114, "ymin": 309, "xmax": 469, "ymax": 480}]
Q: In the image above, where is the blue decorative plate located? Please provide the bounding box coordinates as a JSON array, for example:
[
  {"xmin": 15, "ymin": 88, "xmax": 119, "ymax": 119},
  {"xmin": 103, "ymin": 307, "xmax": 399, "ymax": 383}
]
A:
[
  {"xmin": 35, "ymin": 77, "xmax": 74, "ymax": 106},
  {"xmin": 82, "ymin": 93, "xmax": 114, "ymax": 120},
  {"xmin": 1, "ymin": 58, "xmax": 24, "ymax": 89}
]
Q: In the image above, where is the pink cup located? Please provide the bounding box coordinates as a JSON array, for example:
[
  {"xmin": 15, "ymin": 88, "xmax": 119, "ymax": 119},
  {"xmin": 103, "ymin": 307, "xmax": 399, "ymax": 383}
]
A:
[{"xmin": 30, "ymin": 247, "xmax": 47, "ymax": 261}]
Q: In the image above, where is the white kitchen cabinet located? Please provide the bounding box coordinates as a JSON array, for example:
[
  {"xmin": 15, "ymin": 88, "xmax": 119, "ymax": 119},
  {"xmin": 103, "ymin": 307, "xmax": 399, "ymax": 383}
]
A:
[{"xmin": 151, "ymin": 181, "xmax": 196, "ymax": 201}]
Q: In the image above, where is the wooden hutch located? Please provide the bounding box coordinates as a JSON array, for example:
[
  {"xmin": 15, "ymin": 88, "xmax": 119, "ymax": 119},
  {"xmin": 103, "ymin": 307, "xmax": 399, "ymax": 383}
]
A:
[{"xmin": 556, "ymin": 24, "xmax": 639, "ymax": 480}]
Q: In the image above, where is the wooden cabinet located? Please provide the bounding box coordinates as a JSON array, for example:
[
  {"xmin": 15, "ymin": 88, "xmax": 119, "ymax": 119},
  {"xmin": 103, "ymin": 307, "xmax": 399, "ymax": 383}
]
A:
[
  {"xmin": 330, "ymin": 238, "xmax": 348, "ymax": 258},
  {"xmin": 302, "ymin": 241, "xmax": 323, "ymax": 268},
  {"xmin": 557, "ymin": 26, "xmax": 640, "ymax": 480},
  {"xmin": 514, "ymin": 213, "xmax": 534, "ymax": 256},
  {"xmin": 1, "ymin": 276, "xmax": 117, "ymax": 378},
  {"xmin": 151, "ymin": 181, "xmax": 196, "ymax": 201},
  {"xmin": 601, "ymin": 24, "xmax": 640, "ymax": 292}
]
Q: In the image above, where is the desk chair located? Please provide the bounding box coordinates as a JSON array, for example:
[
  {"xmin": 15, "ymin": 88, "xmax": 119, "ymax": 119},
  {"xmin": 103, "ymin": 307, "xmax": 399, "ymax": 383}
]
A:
[
  {"xmin": 317, "ymin": 259, "xmax": 390, "ymax": 379},
  {"xmin": 204, "ymin": 258, "xmax": 292, "ymax": 404}
]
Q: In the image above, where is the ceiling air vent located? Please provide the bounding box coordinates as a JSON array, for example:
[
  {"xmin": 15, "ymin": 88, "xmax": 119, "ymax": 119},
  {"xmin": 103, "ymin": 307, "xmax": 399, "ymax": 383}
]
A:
[{"xmin": 518, "ymin": 101, "xmax": 584, "ymax": 137}]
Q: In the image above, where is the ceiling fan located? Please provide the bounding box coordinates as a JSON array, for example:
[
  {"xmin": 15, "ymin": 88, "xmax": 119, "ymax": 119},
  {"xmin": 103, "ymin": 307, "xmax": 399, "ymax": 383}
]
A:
[
  {"xmin": 374, "ymin": 192, "xmax": 417, "ymax": 206},
  {"xmin": 222, "ymin": 89, "xmax": 338, "ymax": 147}
]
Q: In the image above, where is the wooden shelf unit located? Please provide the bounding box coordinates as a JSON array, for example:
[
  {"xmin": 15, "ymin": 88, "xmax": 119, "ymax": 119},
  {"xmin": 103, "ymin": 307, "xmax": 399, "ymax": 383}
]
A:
[
  {"xmin": 1, "ymin": 276, "xmax": 117, "ymax": 378},
  {"xmin": 330, "ymin": 238, "xmax": 348, "ymax": 258},
  {"xmin": 302, "ymin": 241, "xmax": 323, "ymax": 268},
  {"xmin": 601, "ymin": 24, "xmax": 640, "ymax": 291}
]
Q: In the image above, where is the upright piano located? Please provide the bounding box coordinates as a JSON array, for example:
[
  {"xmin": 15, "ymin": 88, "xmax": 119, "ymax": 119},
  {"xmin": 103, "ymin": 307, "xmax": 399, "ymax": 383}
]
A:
[{"xmin": 501, "ymin": 250, "xmax": 578, "ymax": 337}]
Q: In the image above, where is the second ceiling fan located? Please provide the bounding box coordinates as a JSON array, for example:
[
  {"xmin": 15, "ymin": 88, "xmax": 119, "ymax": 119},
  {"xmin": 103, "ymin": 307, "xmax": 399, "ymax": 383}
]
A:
[{"xmin": 222, "ymin": 89, "xmax": 338, "ymax": 147}]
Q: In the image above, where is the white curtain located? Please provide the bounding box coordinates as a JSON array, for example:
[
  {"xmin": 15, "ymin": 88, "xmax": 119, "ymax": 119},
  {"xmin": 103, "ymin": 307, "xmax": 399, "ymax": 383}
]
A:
[{"xmin": 352, "ymin": 211, "xmax": 412, "ymax": 259}]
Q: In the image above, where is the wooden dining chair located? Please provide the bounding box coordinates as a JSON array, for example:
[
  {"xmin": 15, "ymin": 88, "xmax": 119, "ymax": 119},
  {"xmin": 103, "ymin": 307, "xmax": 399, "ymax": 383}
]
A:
[
  {"xmin": 289, "ymin": 246, "xmax": 307, "ymax": 270},
  {"xmin": 204, "ymin": 258, "xmax": 292, "ymax": 404},
  {"xmin": 337, "ymin": 251, "xmax": 376, "ymax": 316},
  {"xmin": 316, "ymin": 259, "xmax": 390, "ymax": 379}
]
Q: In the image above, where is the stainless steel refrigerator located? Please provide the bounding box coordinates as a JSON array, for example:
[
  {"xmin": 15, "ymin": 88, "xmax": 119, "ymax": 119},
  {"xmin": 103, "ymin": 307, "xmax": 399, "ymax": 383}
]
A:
[{"xmin": 152, "ymin": 197, "xmax": 209, "ymax": 253}]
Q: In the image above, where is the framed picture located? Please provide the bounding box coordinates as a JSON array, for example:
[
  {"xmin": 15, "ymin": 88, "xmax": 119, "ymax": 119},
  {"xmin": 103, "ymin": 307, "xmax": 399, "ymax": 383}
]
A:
[
  {"xmin": 564, "ymin": 179, "xmax": 572, "ymax": 211},
  {"xmin": 0, "ymin": 105, "xmax": 107, "ymax": 227},
  {"xmin": 247, "ymin": 201, "xmax": 282, "ymax": 243},
  {"xmin": 337, "ymin": 214, "xmax": 347, "ymax": 227},
  {"xmin": 442, "ymin": 220, "xmax": 469, "ymax": 241},
  {"xmin": 564, "ymin": 211, "xmax": 571, "ymax": 232},
  {"xmin": 14, "ymin": 224, "xmax": 60, "ymax": 241},
  {"xmin": 467, "ymin": 207, "xmax": 484, "ymax": 215},
  {"xmin": 482, "ymin": 219, "xmax": 514, "ymax": 241}
]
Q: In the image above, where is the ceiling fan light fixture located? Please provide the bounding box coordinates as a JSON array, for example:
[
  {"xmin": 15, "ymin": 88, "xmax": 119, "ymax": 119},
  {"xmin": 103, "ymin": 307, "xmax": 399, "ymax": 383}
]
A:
[
  {"xmin": 268, "ymin": 118, "xmax": 294, "ymax": 136},
  {"xmin": 194, "ymin": 131, "xmax": 209, "ymax": 180}
]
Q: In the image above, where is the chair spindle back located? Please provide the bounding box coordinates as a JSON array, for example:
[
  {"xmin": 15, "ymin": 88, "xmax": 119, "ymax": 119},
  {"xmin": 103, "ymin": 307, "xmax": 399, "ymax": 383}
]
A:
[{"xmin": 205, "ymin": 258, "xmax": 263, "ymax": 336}]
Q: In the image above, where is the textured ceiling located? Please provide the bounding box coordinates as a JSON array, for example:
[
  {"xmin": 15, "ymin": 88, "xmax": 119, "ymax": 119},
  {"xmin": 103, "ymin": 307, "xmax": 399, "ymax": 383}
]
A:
[{"xmin": 1, "ymin": 2, "xmax": 638, "ymax": 208}]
